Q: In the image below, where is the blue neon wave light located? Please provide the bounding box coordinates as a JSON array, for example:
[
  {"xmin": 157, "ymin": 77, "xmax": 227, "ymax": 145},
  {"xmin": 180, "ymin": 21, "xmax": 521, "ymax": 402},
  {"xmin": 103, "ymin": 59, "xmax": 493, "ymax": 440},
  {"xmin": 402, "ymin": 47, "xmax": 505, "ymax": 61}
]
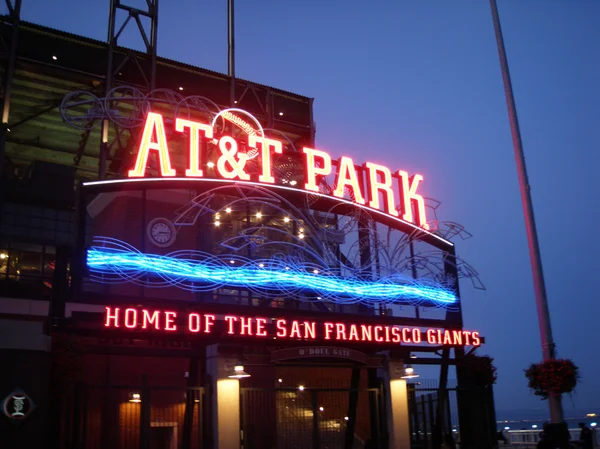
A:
[{"xmin": 86, "ymin": 237, "xmax": 458, "ymax": 308}]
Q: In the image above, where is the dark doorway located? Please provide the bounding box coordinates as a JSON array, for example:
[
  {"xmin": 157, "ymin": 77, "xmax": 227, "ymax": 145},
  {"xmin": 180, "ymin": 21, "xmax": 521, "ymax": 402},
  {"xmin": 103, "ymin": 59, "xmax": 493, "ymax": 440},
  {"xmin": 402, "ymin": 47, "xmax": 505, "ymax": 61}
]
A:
[{"xmin": 150, "ymin": 426, "xmax": 175, "ymax": 449}]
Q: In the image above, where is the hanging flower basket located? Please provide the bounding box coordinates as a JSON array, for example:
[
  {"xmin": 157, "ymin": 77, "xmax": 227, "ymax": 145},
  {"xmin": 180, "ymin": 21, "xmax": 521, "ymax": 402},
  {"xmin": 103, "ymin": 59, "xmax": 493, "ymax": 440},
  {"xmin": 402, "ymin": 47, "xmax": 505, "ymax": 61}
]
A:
[
  {"xmin": 460, "ymin": 354, "xmax": 498, "ymax": 387},
  {"xmin": 524, "ymin": 359, "xmax": 580, "ymax": 400}
]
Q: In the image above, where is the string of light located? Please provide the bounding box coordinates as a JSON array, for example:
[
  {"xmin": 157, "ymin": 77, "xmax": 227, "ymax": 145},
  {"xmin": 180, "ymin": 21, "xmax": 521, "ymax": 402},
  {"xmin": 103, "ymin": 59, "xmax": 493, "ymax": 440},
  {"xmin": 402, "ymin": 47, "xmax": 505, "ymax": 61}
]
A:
[{"xmin": 87, "ymin": 237, "xmax": 458, "ymax": 308}]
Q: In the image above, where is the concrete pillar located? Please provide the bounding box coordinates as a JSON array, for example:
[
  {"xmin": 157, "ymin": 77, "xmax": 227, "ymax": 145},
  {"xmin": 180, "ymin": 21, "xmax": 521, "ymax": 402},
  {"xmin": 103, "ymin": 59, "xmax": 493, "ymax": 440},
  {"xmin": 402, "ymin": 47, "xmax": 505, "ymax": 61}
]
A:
[
  {"xmin": 380, "ymin": 360, "xmax": 411, "ymax": 449},
  {"xmin": 205, "ymin": 345, "xmax": 241, "ymax": 449}
]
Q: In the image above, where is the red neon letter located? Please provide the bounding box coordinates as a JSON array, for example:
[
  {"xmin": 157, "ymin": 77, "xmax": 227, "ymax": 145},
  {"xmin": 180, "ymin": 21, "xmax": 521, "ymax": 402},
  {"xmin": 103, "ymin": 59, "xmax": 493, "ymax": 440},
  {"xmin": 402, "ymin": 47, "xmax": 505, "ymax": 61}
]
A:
[
  {"xmin": 129, "ymin": 112, "xmax": 175, "ymax": 177},
  {"xmin": 443, "ymin": 330, "xmax": 452, "ymax": 345},
  {"xmin": 249, "ymin": 136, "xmax": 283, "ymax": 184},
  {"xmin": 391, "ymin": 327, "xmax": 401, "ymax": 343},
  {"xmin": 452, "ymin": 330, "xmax": 463, "ymax": 345},
  {"xmin": 165, "ymin": 312, "xmax": 177, "ymax": 331},
  {"xmin": 224, "ymin": 316, "xmax": 238, "ymax": 334},
  {"xmin": 303, "ymin": 321, "xmax": 316, "ymax": 339},
  {"xmin": 276, "ymin": 319, "xmax": 287, "ymax": 337},
  {"xmin": 472, "ymin": 332, "xmax": 481, "ymax": 347},
  {"xmin": 333, "ymin": 157, "xmax": 365, "ymax": 204},
  {"xmin": 188, "ymin": 313, "xmax": 201, "ymax": 333},
  {"xmin": 105, "ymin": 307, "xmax": 120, "ymax": 328},
  {"xmin": 397, "ymin": 171, "xmax": 429, "ymax": 229},
  {"xmin": 335, "ymin": 323, "xmax": 347, "ymax": 340},
  {"xmin": 256, "ymin": 318, "xmax": 267, "ymax": 337},
  {"xmin": 290, "ymin": 321, "xmax": 302, "ymax": 338},
  {"xmin": 124, "ymin": 308, "xmax": 137, "ymax": 328},
  {"xmin": 374, "ymin": 325, "xmax": 384, "ymax": 342},
  {"xmin": 176, "ymin": 118, "xmax": 212, "ymax": 177},
  {"xmin": 324, "ymin": 322, "xmax": 334, "ymax": 340},
  {"xmin": 142, "ymin": 309, "xmax": 160, "ymax": 329},
  {"xmin": 463, "ymin": 331, "xmax": 472, "ymax": 346},
  {"xmin": 427, "ymin": 329, "xmax": 437, "ymax": 344},
  {"xmin": 240, "ymin": 317, "xmax": 253, "ymax": 335},
  {"xmin": 303, "ymin": 147, "xmax": 332, "ymax": 192},
  {"xmin": 401, "ymin": 328, "xmax": 411, "ymax": 343},
  {"xmin": 204, "ymin": 315, "xmax": 215, "ymax": 334},
  {"xmin": 217, "ymin": 136, "xmax": 250, "ymax": 180},
  {"xmin": 365, "ymin": 162, "xmax": 399, "ymax": 216},
  {"xmin": 412, "ymin": 328, "xmax": 422, "ymax": 344},
  {"xmin": 348, "ymin": 324, "xmax": 359, "ymax": 341},
  {"xmin": 360, "ymin": 325, "xmax": 372, "ymax": 342}
]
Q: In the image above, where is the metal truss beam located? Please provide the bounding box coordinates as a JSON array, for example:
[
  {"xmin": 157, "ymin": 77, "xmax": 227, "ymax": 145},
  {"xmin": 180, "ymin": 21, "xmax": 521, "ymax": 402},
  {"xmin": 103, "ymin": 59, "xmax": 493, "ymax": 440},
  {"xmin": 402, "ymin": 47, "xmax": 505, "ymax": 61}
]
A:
[
  {"xmin": 7, "ymin": 100, "xmax": 62, "ymax": 131},
  {"xmin": 0, "ymin": 0, "xmax": 21, "ymax": 174},
  {"xmin": 100, "ymin": 0, "xmax": 158, "ymax": 179}
]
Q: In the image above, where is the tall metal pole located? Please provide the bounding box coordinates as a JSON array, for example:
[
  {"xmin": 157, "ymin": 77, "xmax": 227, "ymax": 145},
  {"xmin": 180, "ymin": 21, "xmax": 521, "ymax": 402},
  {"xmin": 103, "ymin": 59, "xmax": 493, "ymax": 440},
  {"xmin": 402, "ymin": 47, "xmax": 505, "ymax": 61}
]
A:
[
  {"xmin": 227, "ymin": 0, "xmax": 236, "ymax": 106},
  {"xmin": 489, "ymin": 0, "xmax": 563, "ymax": 423}
]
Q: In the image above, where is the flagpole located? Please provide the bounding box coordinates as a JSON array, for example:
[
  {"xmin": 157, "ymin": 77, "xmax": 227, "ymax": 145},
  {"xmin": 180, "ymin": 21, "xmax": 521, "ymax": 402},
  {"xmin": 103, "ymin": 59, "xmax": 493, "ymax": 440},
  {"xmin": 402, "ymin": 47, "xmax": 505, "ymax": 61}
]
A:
[
  {"xmin": 227, "ymin": 0, "xmax": 235, "ymax": 106},
  {"xmin": 488, "ymin": 0, "xmax": 563, "ymax": 424}
]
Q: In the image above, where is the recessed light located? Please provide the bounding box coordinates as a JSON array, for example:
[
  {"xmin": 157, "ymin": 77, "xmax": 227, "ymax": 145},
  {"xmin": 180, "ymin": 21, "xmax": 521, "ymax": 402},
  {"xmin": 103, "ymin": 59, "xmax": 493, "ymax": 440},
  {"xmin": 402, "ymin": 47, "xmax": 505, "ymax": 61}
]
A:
[{"xmin": 52, "ymin": 55, "xmax": 57, "ymax": 61}]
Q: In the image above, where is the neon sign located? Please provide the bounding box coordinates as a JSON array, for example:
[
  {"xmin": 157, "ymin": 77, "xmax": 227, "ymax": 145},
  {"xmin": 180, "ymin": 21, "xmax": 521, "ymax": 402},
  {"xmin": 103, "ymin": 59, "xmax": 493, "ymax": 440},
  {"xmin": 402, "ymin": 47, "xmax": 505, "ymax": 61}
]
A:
[
  {"xmin": 87, "ymin": 237, "xmax": 458, "ymax": 308},
  {"xmin": 104, "ymin": 307, "xmax": 481, "ymax": 347},
  {"xmin": 127, "ymin": 110, "xmax": 430, "ymax": 229}
]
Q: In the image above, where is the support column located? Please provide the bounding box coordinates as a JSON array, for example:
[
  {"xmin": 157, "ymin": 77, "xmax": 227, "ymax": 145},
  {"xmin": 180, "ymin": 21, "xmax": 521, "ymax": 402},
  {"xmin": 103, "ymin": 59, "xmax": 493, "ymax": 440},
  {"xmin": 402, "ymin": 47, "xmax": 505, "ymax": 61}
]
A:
[
  {"xmin": 380, "ymin": 359, "xmax": 410, "ymax": 449},
  {"xmin": 205, "ymin": 345, "xmax": 240, "ymax": 449},
  {"xmin": 0, "ymin": 318, "xmax": 51, "ymax": 448}
]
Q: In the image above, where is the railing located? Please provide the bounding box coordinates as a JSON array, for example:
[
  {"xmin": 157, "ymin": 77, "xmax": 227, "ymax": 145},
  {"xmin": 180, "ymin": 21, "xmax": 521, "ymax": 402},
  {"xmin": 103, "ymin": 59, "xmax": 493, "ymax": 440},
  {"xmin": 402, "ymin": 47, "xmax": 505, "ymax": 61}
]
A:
[{"xmin": 504, "ymin": 428, "xmax": 598, "ymax": 448}]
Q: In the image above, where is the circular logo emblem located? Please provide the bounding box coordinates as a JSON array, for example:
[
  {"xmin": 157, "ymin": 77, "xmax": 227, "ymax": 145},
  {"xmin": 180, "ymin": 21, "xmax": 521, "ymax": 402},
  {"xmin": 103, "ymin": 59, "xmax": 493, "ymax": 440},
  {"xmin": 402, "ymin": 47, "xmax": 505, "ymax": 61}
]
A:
[{"xmin": 2, "ymin": 389, "xmax": 35, "ymax": 422}]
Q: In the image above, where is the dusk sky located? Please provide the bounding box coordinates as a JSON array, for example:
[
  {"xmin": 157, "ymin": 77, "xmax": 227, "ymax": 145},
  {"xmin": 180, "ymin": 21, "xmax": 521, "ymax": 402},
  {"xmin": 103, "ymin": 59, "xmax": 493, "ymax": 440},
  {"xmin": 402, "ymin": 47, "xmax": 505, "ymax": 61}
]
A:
[{"xmin": 13, "ymin": 0, "xmax": 600, "ymax": 415}]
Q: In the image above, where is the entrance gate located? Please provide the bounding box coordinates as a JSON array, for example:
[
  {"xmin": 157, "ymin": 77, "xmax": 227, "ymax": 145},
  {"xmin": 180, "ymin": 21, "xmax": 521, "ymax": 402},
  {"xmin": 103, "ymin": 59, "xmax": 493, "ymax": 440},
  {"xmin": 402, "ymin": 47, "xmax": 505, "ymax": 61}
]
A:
[
  {"xmin": 240, "ymin": 387, "xmax": 385, "ymax": 449},
  {"xmin": 407, "ymin": 380, "xmax": 459, "ymax": 449}
]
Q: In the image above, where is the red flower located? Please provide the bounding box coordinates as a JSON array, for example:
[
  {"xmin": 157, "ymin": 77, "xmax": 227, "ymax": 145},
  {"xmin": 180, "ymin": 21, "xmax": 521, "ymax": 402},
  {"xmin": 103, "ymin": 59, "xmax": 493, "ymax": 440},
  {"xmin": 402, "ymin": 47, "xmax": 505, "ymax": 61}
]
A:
[{"xmin": 524, "ymin": 359, "xmax": 580, "ymax": 400}]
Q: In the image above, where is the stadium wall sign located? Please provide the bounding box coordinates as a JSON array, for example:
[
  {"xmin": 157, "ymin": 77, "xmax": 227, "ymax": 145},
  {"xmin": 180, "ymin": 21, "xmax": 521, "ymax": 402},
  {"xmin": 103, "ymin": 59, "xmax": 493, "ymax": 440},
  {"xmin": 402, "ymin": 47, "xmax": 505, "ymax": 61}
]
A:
[
  {"xmin": 128, "ymin": 110, "xmax": 431, "ymax": 230},
  {"xmin": 104, "ymin": 307, "xmax": 481, "ymax": 347}
]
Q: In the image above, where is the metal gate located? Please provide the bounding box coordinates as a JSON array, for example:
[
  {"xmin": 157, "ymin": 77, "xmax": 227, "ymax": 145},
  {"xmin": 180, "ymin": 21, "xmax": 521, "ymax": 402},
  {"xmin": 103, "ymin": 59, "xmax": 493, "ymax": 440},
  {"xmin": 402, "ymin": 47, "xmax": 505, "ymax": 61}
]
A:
[
  {"xmin": 407, "ymin": 380, "xmax": 459, "ymax": 449},
  {"xmin": 241, "ymin": 387, "xmax": 384, "ymax": 449},
  {"xmin": 61, "ymin": 385, "xmax": 206, "ymax": 449}
]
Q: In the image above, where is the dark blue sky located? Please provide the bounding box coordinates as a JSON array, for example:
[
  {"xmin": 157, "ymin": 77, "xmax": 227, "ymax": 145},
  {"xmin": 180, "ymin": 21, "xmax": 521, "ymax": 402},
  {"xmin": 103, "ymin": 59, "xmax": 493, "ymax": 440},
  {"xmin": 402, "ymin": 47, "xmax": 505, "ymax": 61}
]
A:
[{"xmin": 14, "ymin": 0, "xmax": 600, "ymax": 414}]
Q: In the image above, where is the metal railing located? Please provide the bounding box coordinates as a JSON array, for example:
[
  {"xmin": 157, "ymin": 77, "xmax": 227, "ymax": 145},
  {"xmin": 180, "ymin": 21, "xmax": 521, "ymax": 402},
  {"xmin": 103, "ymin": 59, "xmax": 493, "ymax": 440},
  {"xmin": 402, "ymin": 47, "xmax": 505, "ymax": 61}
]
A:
[{"xmin": 503, "ymin": 428, "xmax": 598, "ymax": 448}]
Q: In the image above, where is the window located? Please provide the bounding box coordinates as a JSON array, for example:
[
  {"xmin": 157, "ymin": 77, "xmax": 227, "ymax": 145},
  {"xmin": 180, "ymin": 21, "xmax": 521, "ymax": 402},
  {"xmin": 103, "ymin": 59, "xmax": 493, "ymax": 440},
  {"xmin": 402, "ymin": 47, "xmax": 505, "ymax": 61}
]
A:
[{"xmin": 0, "ymin": 241, "xmax": 56, "ymax": 299}]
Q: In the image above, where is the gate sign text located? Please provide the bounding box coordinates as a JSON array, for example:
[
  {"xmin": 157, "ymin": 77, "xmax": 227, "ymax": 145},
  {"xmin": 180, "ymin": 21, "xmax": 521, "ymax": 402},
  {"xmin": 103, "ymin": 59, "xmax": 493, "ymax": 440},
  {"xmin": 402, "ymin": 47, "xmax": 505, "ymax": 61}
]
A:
[
  {"xmin": 128, "ymin": 111, "xmax": 430, "ymax": 229},
  {"xmin": 104, "ymin": 307, "xmax": 481, "ymax": 347}
]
